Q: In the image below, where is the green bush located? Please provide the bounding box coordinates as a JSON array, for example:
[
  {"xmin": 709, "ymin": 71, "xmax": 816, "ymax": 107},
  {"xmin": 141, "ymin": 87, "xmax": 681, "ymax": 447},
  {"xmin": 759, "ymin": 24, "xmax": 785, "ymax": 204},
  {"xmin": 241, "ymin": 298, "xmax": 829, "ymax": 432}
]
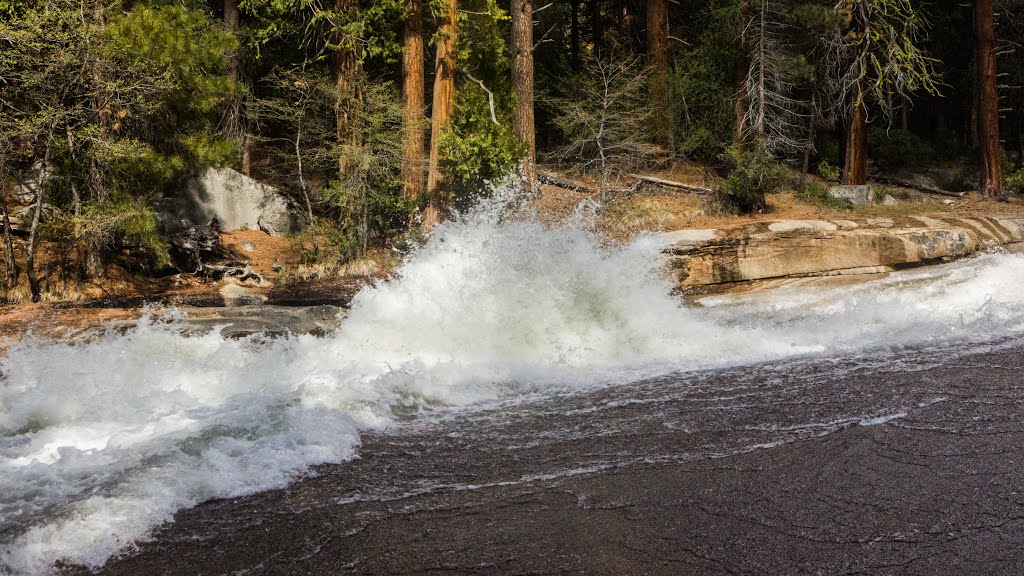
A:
[
  {"xmin": 868, "ymin": 128, "xmax": 933, "ymax": 172},
  {"xmin": 817, "ymin": 159, "xmax": 840, "ymax": 183},
  {"xmin": 713, "ymin": 146, "xmax": 786, "ymax": 214},
  {"xmin": 1007, "ymin": 168, "xmax": 1024, "ymax": 195},
  {"xmin": 795, "ymin": 181, "xmax": 852, "ymax": 210}
]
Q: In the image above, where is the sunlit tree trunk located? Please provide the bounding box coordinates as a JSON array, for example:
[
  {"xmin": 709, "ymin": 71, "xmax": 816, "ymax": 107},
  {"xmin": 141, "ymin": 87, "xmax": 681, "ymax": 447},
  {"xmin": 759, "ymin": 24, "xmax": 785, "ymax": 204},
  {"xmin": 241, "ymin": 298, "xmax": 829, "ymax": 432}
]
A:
[
  {"xmin": 647, "ymin": 0, "xmax": 669, "ymax": 149},
  {"xmin": 511, "ymin": 0, "xmax": 537, "ymax": 195},
  {"xmin": 975, "ymin": 0, "xmax": 1002, "ymax": 197},
  {"xmin": 424, "ymin": 0, "xmax": 457, "ymax": 228},
  {"xmin": 401, "ymin": 0, "xmax": 426, "ymax": 199},
  {"xmin": 334, "ymin": 0, "xmax": 363, "ymax": 174},
  {"xmin": 842, "ymin": 90, "xmax": 868, "ymax": 185},
  {"xmin": 734, "ymin": 0, "xmax": 751, "ymax": 147}
]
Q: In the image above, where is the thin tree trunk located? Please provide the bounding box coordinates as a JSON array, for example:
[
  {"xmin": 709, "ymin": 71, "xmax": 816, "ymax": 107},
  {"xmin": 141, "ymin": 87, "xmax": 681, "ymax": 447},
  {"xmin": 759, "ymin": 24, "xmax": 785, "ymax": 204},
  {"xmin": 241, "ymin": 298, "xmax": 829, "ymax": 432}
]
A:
[
  {"xmin": 295, "ymin": 115, "xmax": 318, "ymax": 259},
  {"xmin": 511, "ymin": 0, "xmax": 538, "ymax": 195},
  {"xmin": 401, "ymin": 0, "xmax": 426, "ymax": 199},
  {"xmin": 900, "ymin": 95, "xmax": 909, "ymax": 131},
  {"xmin": 27, "ymin": 136, "xmax": 52, "ymax": 303},
  {"xmin": 570, "ymin": 0, "xmax": 580, "ymax": 66},
  {"xmin": 424, "ymin": 0, "xmax": 458, "ymax": 229},
  {"xmin": 335, "ymin": 0, "xmax": 363, "ymax": 174},
  {"xmin": 590, "ymin": 0, "xmax": 601, "ymax": 52},
  {"xmin": 1, "ymin": 172, "xmax": 17, "ymax": 288},
  {"xmin": 734, "ymin": 0, "xmax": 752, "ymax": 147},
  {"xmin": 842, "ymin": 92, "xmax": 868, "ymax": 185},
  {"xmin": 647, "ymin": 0, "xmax": 670, "ymax": 149},
  {"xmin": 975, "ymin": 0, "xmax": 1002, "ymax": 197},
  {"xmin": 223, "ymin": 0, "xmax": 251, "ymax": 176}
]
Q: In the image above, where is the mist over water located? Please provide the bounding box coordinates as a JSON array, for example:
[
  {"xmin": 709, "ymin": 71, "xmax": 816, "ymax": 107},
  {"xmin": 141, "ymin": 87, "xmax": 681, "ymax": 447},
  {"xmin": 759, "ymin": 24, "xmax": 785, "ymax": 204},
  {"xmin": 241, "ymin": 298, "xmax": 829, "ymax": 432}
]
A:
[{"xmin": 3, "ymin": 189, "xmax": 1024, "ymax": 574}]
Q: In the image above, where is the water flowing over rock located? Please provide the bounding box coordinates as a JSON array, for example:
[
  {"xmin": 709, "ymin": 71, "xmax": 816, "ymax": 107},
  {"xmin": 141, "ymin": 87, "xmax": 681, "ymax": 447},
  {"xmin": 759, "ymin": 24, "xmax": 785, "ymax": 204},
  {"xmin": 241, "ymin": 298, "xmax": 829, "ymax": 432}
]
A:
[{"xmin": 157, "ymin": 168, "xmax": 302, "ymax": 236}]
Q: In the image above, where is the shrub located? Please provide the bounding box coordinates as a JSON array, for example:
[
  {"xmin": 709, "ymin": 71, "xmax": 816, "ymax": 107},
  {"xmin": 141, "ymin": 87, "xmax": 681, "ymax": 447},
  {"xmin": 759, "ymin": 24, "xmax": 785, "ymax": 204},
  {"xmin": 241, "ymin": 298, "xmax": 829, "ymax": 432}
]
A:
[
  {"xmin": 713, "ymin": 146, "xmax": 786, "ymax": 214},
  {"xmin": 817, "ymin": 158, "xmax": 840, "ymax": 183},
  {"xmin": 795, "ymin": 181, "xmax": 852, "ymax": 210}
]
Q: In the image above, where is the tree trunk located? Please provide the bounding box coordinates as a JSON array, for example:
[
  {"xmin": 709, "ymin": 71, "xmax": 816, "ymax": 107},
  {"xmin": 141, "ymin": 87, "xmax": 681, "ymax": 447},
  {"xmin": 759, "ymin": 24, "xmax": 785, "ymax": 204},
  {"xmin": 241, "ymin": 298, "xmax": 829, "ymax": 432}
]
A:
[
  {"xmin": 27, "ymin": 138, "xmax": 52, "ymax": 303},
  {"xmin": 570, "ymin": 0, "xmax": 580, "ymax": 66},
  {"xmin": 590, "ymin": 0, "xmax": 601, "ymax": 51},
  {"xmin": 842, "ymin": 95, "xmax": 868, "ymax": 185},
  {"xmin": 647, "ymin": 0, "xmax": 670, "ymax": 149},
  {"xmin": 1, "ymin": 184, "xmax": 17, "ymax": 288},
  {"xmin": 975, "ymin": 0, "xmax": 1002, "ymax": 197},
  {"xmin": 334, "ymin": 0, "xmax": 363, "ymax": 174},
  {"xmin": 424, "ymin": 0, "xmax": 458, "ymax": 229},
  {"xmin": 224, "ymin": 0, "xmax": 250, "ymax": 176},
  {"xmin": 734, "ymin": 0, "xmax": 751, "ymax": 147},
  {"xmin": 511, "ymin": 0, "xmax": 538, "ymax": 195},
  {"xmin": 83, "ymin": 0, "xmax": 107, "ymax": 279},
  {"xmin": 401, "ymin": 0, "xmax": 426, "ymax": 199}
]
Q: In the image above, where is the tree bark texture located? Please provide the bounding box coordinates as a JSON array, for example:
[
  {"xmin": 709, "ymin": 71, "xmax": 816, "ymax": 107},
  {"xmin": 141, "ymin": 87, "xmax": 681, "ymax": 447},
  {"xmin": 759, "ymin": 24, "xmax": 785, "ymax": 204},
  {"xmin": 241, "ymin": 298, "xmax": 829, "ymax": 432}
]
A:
[
  {"xmin": 974, "ymin": 0, "xmax": 1002, "ymax": 196},
  {"xmin": 424, "ymin": 0, "xmax": 457, "ymax": 228},
  {"xmin": 334, "ymin": 0, "xmax": 363, "ymax": 174},
  {"xmin": 647, "ymin": 0, "xmax": 670, "ymax": 148},
  {"xmin": 734, "ymin": 0, "xmax": 751, "ymax": 147},
  {"xmin": 402, "ymin": 0, "xmax": 426, "ymax": 199},
  {"xmin": 842, "ymin": 94, "xmax": 868, "ymax": 185},
  {"xmin": 511, "ymin": 0, "xmax": 538, "ymax": 195},
  {"xmin": 223, "ymin": 0, "xmax": 250, "ymax": 176}
]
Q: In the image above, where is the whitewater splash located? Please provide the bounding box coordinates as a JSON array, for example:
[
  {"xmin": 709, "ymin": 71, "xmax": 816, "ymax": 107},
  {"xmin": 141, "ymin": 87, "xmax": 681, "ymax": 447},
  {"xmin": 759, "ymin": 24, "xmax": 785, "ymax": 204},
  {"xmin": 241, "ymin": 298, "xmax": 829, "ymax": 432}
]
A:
[{"xmin": 4, "ymin": 189, "xmax": 1024, "ymax": 574}]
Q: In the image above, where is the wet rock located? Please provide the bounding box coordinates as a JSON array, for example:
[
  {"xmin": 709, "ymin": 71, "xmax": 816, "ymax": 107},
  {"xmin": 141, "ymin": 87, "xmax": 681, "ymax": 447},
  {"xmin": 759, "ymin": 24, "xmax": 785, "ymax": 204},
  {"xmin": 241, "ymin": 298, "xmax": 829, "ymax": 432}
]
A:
[
  {"xmin": 157, "ymin": 168, "xmax": 302, "ymax": 237},
  {"xmin": 828, "ymin": 185, "xmax": 871, "ymax": 206}
]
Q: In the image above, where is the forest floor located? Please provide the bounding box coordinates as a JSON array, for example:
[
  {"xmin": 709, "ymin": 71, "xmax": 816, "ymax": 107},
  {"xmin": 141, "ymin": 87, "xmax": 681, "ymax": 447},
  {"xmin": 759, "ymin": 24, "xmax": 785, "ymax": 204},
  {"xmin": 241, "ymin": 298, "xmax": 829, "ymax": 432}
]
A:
[{"xmin": 2, "ymin": 161, "xmax": 1024, "ymax": 347}]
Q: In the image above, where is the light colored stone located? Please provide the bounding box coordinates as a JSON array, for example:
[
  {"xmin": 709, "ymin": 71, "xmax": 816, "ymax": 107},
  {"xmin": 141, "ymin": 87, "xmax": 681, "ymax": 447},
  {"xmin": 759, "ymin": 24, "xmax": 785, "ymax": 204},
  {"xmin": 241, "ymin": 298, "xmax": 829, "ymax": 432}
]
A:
[
  {"xmin": 240, "ymin": 241, "xmax": 257, "ymax": 253},
  {"xmin": 12, "ymin": 161, "xmax": 49, "ymax": 203},
  {"xmin": 656, "ymin": 229, "xmax": 719, "ymax": 248},
  {"xmin": 219, "ymin": 283, "xmax": 268, "ymax": 307},
  {"xmin": 866, "ymin": 218, "xmax": 894, "ymax": 228},
  {"xmin": 828, "ymin": 185, "xmax": 871, "ymax": 206},
  {"xmin": 882, "ymin": 195, "xmax": 898, "ymax": 206},
  {"xmin": 158, "ymin": 168, "xmax": 302, "ymax": 236},
  {"xmin": 832, "ymin": 220, "xmax": 859, "ymax": 229},
  {"xmin": 767, "ymin": 220, "xmax": 838, "ymax": 233}
]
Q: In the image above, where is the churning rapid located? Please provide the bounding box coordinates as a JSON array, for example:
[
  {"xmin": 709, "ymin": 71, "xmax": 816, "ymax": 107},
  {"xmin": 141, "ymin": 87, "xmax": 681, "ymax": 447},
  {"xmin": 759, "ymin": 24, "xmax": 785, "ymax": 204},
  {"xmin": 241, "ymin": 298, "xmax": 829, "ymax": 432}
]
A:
[{"xmin": 4, "ymin": 190, "xmax": 1024, "ymax": 574}]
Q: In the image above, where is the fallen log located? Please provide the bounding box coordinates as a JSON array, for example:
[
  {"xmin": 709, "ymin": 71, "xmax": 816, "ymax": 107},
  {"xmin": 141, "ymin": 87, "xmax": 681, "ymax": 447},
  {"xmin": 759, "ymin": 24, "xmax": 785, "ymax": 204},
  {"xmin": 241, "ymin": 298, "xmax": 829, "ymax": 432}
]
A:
[
  {"xmin": 537, "ymin": 170, "xmax": 596, "ymax": 194},
  {"xmin": 872, "ymin": 176, "xmax": 967, "ymax": 198},
  {"xmin": 198, "ymin": 261, "xmax": 263, "ymax": 285},
  {"xmin": 629, "ymin": 174, "xmax": 714, "ymax": 195}
]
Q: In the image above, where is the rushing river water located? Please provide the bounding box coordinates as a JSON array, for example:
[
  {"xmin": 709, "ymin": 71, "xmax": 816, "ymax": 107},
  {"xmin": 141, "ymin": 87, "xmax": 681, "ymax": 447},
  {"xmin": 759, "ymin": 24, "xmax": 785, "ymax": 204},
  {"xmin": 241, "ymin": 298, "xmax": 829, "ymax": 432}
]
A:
[{"xmin": 4, "ymin": 194, "xmax": 1024, "ymax": 574}]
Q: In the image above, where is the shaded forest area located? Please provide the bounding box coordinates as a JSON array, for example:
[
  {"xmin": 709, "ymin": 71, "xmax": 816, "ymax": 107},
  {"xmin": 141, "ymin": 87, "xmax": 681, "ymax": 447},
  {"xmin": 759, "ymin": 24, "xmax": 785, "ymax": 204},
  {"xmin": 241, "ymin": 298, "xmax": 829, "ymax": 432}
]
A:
[{"xmin": 1, "ymin": 0, "xmax": 1023, "ymax": 302}]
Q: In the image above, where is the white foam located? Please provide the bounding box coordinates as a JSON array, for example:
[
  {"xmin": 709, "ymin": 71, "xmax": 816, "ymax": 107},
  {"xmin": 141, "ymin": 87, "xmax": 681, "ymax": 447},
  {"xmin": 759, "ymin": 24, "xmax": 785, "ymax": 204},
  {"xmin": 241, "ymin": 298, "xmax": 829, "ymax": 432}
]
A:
[{"xmin": 3, "ymin": 188, "xmax": 1024, "ymax": 573}]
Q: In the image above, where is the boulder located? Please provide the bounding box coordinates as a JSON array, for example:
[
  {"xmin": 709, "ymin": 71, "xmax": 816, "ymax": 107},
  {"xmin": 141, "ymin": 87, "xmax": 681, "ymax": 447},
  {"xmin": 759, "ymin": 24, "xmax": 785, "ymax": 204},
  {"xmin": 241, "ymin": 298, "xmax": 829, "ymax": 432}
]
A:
[
  {"xmin": 663, "ymin": 216, "xmax": 1024, "ymax": 287},
  {"xmin": 158, "ymin": 168, "xmax": 302, "ymax": 236},
  {"xmin": 827, "ymin": 185, "xmax": 871, "ymax": 206},
  {"xmin": 12, "ymin": 161, "xmax": 49, "ymax": 204}
]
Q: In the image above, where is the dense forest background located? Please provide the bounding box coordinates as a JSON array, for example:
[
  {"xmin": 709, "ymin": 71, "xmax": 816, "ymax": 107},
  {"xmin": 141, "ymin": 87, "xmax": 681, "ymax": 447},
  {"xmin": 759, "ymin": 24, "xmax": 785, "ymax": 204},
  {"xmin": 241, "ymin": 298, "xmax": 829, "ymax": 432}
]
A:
[{"xmin": 1, "ymin": 0, "xmax": 1023, "ymax": 301}]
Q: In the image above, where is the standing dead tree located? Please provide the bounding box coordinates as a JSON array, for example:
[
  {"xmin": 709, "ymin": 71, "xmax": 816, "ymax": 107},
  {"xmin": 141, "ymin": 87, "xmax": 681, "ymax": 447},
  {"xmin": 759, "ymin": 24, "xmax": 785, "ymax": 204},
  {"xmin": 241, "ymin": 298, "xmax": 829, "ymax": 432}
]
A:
[
  {"xmin": 741, "ymin": 0, "xmax": 812, "ymax": 157},
  {"xmin": 547, "ymin": 53, "xmax": 659, "ymax": 202}
]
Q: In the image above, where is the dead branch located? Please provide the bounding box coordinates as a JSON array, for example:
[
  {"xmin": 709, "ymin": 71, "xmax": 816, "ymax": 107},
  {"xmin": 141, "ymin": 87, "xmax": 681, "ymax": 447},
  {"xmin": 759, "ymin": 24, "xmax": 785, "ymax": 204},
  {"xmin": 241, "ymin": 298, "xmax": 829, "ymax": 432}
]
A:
[
  {"xmin": 872, "ymin": 176, "xmax": 967, "ymax": 198},
  {"xmin": 198, "ymin": 261, "xmax": 263, "ymax": 285},
  {"xmin": 629, "ymin": 174, "xmax": 714, "ymax": 195}
]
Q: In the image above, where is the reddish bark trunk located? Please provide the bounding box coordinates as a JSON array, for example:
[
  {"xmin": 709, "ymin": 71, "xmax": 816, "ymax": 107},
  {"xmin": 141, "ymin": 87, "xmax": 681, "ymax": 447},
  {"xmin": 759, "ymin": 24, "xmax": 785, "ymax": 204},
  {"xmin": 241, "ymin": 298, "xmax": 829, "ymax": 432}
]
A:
[
  {"xmin": 842, "ymin": 96, "xmax": 868, "ymax": 185},
  {"xmin": 648, "ymin": 0, "xmax": 670, "ymax": 149},
  {"xmin": 402, "ymin": 0, "xmax": 426, "ymax": 199},
  {"xmin": 334, "ymin": 0, "xmax": 363, "ymax": 174},
  {"xmin": 975, "ymin": 0, "xmax": 1003, "ymax": 197},
  {"xmin": 424, "ymin": 0, "xmax": 458, "ymax": 229},
  {"xmin": 511, "ymin": 0, "xmax": 538, "ymax": 195}
]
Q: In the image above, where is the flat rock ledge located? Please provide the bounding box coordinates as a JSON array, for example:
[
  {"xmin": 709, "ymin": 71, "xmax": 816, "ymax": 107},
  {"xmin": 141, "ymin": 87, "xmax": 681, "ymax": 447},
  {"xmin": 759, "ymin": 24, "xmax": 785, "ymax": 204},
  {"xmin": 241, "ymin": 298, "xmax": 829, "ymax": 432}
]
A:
[{"xmin": 660, "ymin": 215, "xmax": 1024, "ymax": 288}]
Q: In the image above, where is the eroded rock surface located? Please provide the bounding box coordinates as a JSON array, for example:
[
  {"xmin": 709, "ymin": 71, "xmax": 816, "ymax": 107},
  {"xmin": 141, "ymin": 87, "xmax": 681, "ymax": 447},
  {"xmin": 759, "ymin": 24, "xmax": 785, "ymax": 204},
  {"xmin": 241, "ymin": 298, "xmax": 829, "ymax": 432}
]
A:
[{"xmin": 663, "ymin": 215, "xmax": 1024, "ymax": 287}]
